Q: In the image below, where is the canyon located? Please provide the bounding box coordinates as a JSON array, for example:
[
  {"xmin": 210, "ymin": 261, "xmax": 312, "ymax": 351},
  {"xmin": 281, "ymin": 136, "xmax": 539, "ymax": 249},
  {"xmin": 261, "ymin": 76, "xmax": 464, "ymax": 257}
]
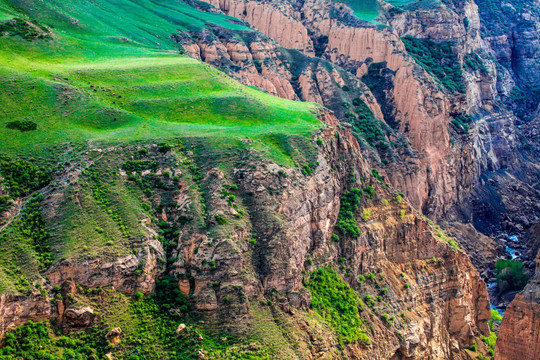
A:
[{"xmin": 0, "ymin": 0, "xmax": 539, "ymax": 359}]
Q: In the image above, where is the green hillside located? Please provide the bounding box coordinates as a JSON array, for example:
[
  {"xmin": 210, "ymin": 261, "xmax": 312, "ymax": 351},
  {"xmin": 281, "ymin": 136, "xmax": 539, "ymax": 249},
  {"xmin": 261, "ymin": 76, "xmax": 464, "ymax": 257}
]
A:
[
  {"xmin": 0, "ymin": 0, "xmax": 322, "ymax": 290},
  {"xmin": 0, "ymin": 1, "xmax": 328, "ymax": 358},
  {"xmin": 0, "ymin": 0, "xmax": 321, "ymax": 160}
]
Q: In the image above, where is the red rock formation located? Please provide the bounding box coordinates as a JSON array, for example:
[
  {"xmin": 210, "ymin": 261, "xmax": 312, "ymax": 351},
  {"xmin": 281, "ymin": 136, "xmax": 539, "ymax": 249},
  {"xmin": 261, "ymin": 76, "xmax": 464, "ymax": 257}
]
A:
[{"xmin": 495, "ymin": 250, "xmax": 540, "ymax": 360}]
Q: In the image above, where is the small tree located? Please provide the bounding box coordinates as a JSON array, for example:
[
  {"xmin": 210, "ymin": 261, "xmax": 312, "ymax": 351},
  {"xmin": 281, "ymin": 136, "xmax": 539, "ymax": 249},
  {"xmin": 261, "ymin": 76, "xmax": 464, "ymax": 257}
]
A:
[{"xmin": 495, "ymin": 259, "xmax": 529, "ymax": 292}]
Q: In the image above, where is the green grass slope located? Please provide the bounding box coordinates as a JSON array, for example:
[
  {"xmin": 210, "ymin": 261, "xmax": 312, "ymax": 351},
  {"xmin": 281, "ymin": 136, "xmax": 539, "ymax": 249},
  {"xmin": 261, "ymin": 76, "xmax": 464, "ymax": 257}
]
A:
[
  {"xmin": 0, "ymin": 0, "xmax": 323, "ymax": 293},
  {"xmin": 0, "ymin": 0, "xmax": 321, "ymax": 160}
]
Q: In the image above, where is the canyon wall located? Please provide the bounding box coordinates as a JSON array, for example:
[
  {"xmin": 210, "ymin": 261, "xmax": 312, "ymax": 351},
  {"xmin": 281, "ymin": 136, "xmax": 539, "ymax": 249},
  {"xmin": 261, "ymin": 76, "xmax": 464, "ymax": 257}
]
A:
[
  {"xmin": 0, "ymin": 111, "xmax": 491, "ymax": 359},
  {"xmin": 196, "ymin": 0, "xmax": 539, "ymax": 266},
  {"xmin": 495, "ymin": 249, "xmax": 540, "ymax": 360}
]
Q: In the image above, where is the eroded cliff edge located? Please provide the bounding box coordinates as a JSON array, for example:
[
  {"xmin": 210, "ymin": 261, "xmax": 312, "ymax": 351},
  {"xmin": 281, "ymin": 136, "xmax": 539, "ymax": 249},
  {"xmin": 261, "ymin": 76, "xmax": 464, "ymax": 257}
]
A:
[{"xmin": 0, "ymin": 111, "xmax": 491, "ymax": 359}]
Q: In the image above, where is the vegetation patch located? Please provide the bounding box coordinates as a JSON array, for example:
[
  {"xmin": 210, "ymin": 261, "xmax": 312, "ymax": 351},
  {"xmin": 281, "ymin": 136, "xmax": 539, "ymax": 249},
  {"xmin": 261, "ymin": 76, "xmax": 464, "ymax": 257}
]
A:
[
  {"xmin": 488, "ymin": 308, "xmax": 502, "ymax": 331},
  {"xmin": 306, "ymin": 268, "xmax": 369, "ymax": 346},
  {"xmin": 464, "ymin": 52, "xmax": 487, "ymax": 73},
  {"xmin": 17, "ymin": 193, "xmax": 53, "ymax": 270},
  {"xmin": 451, "ymin": 114, "xmax": 473, "ymax": 134},
  {"xmin": 0, "ymin": 156, "xmax": 51, "ymax": 197},
  {"xmin": 495, "ymin": 259, "xmax": 530, "ymax": 291},
  {"xmin": 336, "ymin": 188, "xmax": 364, "ymax": 238},
  {"xmin": 401, "ymin": 35, "xmax": 465, "ymax": 93},
  {"xmin": 0, "ymin": 18, "xmax": 50, "ymax": 41},
  {"xmin": 346, "ymin": 98, "xmax": 389, "ymax": 151},
  {"xmin": 5, "ymin": 120, "xmax": 37, "ymax": 132}
]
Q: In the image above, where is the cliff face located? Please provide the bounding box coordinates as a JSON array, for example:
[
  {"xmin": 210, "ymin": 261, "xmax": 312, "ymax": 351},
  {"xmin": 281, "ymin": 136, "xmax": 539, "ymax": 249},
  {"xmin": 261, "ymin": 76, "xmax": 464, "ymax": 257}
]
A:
[
  {"xmin": 201, "ymin": 0, "xmax": 471, "ymax": 220},
  {"xmin": 0, "ymin": 111, "xmax": 490, "ymax": 359},
  {"xmin": 196, "ymin": 0, "xmax": 522, "ymax": 223},
  {"xmin": 195, "ymin": 0, "xmax": 539, "ymax": 266},
  {"xmin": 1, "ymin": 0, "xmax": 538, "ymax": 358}
]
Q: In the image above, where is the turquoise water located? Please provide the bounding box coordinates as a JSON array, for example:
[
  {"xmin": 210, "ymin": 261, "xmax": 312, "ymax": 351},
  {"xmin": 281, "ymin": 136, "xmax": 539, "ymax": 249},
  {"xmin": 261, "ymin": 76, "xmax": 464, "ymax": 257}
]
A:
[
  {"xmin": 338, "ymin": 0, "xmax": 379, "ymax": 22},
  {"xmin": 335, "ymin": 0, "xmax": 440, "ymax": 23}
]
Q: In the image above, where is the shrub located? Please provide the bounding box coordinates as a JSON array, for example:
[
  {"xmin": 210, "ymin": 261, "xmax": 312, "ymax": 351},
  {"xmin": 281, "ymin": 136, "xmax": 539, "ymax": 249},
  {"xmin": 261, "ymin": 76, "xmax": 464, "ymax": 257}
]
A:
[
  {"xmin": 363, "ymin": 295, "xmax": 375, "ymax": 307},
  {"xmin": 451, "ymin": 114, "xmax": 472, "ymax": 134},
  {"xmin": 488, "ymin": 308, "xmax": 502, "ymax": 330},
  {"xmin": 253, "ymin": 60, "xmax": 262, "ymax": 73},
  {"xmin": 481, "ymin": 331, "xmax": 497, "ymax": 351},
  {"xmin": 331, "ymin": 233, "xmax": 340, "ymax": 242},
  {"xmin": 362, "ymin": 208, "xmax": 370, "ymax": 221},
  {"xmin": 401, "ymin": 35, "xmax": 465, "ymax": 93},
  {"xmin": 336, "ymin": 188, "xmax": 363, "ymax": 238},
  {"xmin": 495, "ymin": 259, "xmax": 529, "ymax": 291},
  {"xmin": 0, "ymin": 195, "xmax": 12, "ymax": 212},
  {"xmin": 464, "ymin": 52, "xmax": 487, "ymax": 73},
  {"xmin": 307, "ymin": 268, "xmax": 369, "ymax": 345},
  {"xmin": 372, "ymin": 168, "xmax": 384, "ymax": 182},
  {"xmin": 301, "ymin": 162, "xmax": 317, "ymax": 176},
  {"xmin": 0, "ymin": 158, "xmax": 51, "ymax": 196},
  {"xmin": 465, "ymin": 341, "xmax": 477, "ymax": 352},
  {"xmin": 362, "ymin": 186, "xmax": 375, "ymax": 198},
  {"xmin": 6, "ymin": 120, "xmax": 37, "ymax": 132},
  {"xmin": 157, "ymin": 142, "xmax": 171, "ymax": 153},
  {"xmin": 214, "ymin": 214, "xmax": 227, "ymax": 225}
]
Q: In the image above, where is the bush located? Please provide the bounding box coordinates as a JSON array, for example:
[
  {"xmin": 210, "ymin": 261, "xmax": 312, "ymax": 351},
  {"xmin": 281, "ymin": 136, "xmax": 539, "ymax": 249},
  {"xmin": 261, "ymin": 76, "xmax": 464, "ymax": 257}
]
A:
[
  {"xmin": 214, "ymin": 214, "xmax": 227, "ymax": 225},
  {"xmin": 451, "ymin": 114, "xmax": 472, "ymax": 134},
  {"xmin": 402, "ymin": 35, "xmax": 465, "ymax": 93},
  {"xmin": 157, "ymin": 142, "xmax": 171, "ymax": 153},
  {"xmin": 307, "ymin": 268, "xmax": 369, "ymax": 345},
  {"xmin": 6, "ymin": 120, "xmax": 38, "ymax": 132},
  {"xmin": 0, "ymin": 195, "xmax": 12, "ymax": 212},
  {"xmin": 488, "ymin": 308, "xmax": 502, "ymax": 330},
  {"xmin": 336, "ymin": 188, "xmax": 363, "ymax": 237},
  {"xmin": 0, "ymin": 157, "xmax": 51, "ymax": 196},
  {"xmin": 495, "ymin": 259, "xmax": 530, "ymax": 291},
  {"xmin": 464, "ymin": 52, "xmax": 487, "ymax": 73}
]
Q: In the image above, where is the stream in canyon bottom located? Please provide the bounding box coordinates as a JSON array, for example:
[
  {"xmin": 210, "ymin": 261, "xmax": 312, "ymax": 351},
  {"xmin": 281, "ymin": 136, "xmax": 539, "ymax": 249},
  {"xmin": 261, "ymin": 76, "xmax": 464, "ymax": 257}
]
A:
[{"xmin": 486, "ymin": 235, "xmax": 524, "ymax": 317}]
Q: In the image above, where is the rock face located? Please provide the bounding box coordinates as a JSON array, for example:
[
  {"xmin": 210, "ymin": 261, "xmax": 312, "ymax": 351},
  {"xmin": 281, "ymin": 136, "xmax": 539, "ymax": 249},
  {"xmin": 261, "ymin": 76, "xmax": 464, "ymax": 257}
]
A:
[
  {"xmin": 46, "ymin": 239, "xmax": 165, "ymax": 295},
  {"xmin": 495, "ymin": 250, "xmax": 540, "ymax": 360},
  {"xmin": 169, "ymin": 111, "xmax": 490, "ymax": 358},
  {"xmin": 197, "ymin": 0, "xmax": 538, "ymax": 234},
  {"xmin": 0, "ymin": 0, "xmax": 538, "ymax": 358},
  {"xmin": 0, "ymin": 110, "xmax": 491, "ymax": 358},
  {"xmin": 0, "ymin": 292, "xmax": 52, "ymax": 335}
]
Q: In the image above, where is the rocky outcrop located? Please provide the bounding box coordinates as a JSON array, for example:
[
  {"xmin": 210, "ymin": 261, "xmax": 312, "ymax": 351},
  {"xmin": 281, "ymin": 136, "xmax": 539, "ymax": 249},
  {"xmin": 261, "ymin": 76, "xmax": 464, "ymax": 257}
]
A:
[
  {"xmin": 45, "ymin": 238, "xmax": 165, "ymax": 295},
  {"xmin": 495, "ymin": 250, "xmax": 540, "ymax": 360},
  {"xmin": 174, "ymin": 28, "xmax": 298, "ymax": 100},
  {"xmin": 199, "ymin": 0, "xmax": 470, "ymax": 220},
  {"xmin": 204, "ymin": 0, "xmax": 314, "ymax": 54},
  {"xmin": 0, "ymin": 292, "xmax": 52, "ymax": 336},
  {"xmin": 170, "ymin": 111, "xmax": 490, "ymax": 358}
]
